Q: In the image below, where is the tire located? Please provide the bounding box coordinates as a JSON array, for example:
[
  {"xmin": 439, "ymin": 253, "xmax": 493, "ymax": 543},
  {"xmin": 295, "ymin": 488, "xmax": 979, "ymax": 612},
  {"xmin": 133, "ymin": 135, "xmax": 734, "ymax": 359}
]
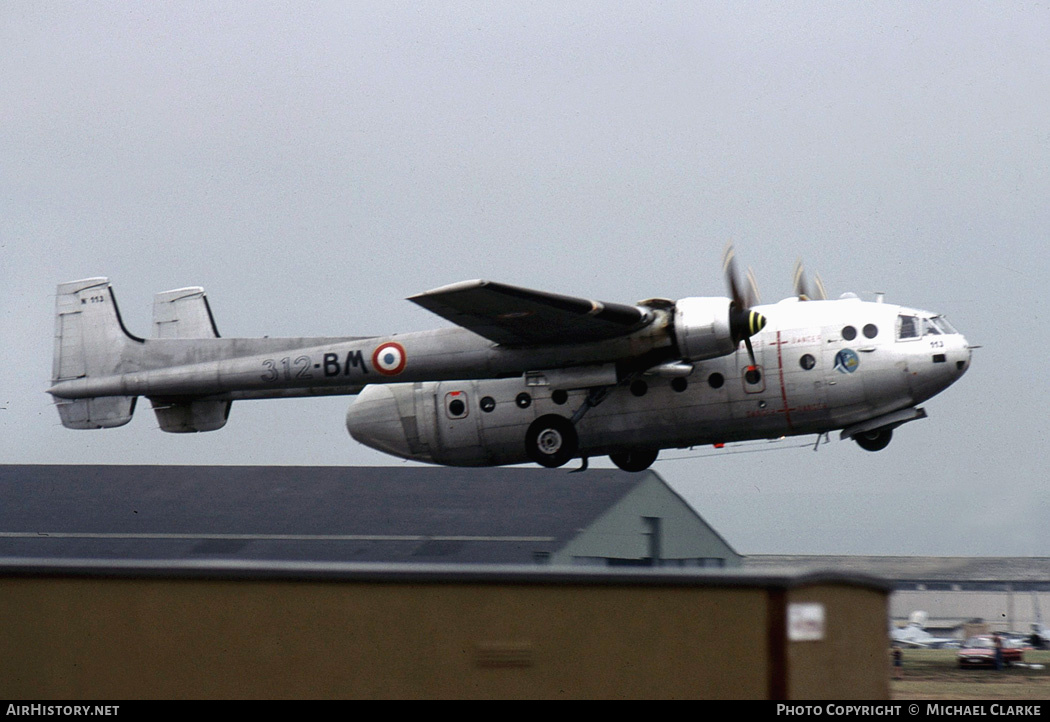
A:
[
  {"xmin": 855, "ymin": 428, "xmax": 893, "ymax": 452},
  {"xmin": 525, "ymin": 415, "xmax": 578, "ymax": 468},
  {"xmin": 609, "ymin": 448, "xmax": 659, "ymax": 472}
]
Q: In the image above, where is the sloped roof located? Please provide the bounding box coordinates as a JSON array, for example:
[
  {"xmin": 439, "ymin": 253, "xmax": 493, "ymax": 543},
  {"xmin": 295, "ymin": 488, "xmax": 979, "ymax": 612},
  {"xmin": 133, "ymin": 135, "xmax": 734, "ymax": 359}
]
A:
[{"xmin": 0, "ymin": 465, "xmax": 658, "ymax": 564}]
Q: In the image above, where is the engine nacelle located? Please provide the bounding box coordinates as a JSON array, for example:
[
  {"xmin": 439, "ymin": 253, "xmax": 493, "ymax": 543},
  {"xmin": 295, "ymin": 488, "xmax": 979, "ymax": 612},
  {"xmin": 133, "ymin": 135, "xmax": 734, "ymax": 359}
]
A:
[{"xmin": 672, "ymin": 297, "xmax": 737, "ymax": 361}]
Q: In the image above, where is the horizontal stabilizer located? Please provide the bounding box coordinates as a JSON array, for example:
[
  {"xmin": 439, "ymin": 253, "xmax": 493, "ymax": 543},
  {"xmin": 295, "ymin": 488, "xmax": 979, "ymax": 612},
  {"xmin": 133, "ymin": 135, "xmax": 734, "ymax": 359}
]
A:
[
  {"xmin": 152, "ymin": 399, "xmax": 231, "ymax": 432},
  {"xmin": 55, "ymin": 397, "xmax": 136, "ymax": 429}
]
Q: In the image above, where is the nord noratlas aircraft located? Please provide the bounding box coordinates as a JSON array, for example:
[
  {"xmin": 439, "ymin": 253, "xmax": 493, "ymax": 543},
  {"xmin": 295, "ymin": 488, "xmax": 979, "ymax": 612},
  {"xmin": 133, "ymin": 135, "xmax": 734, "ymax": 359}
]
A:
[{"xmin": 48, "ymin": 249, "xmax": 972, "ymax": 471}]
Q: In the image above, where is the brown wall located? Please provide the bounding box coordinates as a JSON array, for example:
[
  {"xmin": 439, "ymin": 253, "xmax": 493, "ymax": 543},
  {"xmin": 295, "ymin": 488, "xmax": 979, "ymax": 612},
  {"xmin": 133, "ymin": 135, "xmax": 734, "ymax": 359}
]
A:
[
  {"xmin": 787, "ymin": 585, "xmax": 891, "ymax": 699},
  {"xmin": 0, "ymin": 568, "xmax": 889, "ymax": 699}
]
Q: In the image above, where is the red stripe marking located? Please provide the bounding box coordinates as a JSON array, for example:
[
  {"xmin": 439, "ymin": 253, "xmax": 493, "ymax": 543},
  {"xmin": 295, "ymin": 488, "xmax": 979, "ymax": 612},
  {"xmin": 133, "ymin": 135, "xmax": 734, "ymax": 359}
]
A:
[{"xmin": 775, "ymin": 330, "xmax": 794, "ymax": 430}]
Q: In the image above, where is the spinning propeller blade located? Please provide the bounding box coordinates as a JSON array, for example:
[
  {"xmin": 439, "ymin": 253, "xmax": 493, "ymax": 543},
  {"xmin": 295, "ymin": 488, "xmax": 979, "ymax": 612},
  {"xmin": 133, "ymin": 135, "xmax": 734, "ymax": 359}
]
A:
[
  {"xmin": 723, "ymin": 244, "xmax": 767, "ymax": 369},
  {"xmin": 793, "ymin": 259, "xmax": 828, "ymax": 301}
]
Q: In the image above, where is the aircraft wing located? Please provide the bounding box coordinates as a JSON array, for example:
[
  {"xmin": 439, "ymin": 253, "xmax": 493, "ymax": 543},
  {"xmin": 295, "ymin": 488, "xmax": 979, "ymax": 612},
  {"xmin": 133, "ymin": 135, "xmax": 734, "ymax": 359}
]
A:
[{"xmin": 408, "ymin": 280, "xmax": 651, "ymax": 346}]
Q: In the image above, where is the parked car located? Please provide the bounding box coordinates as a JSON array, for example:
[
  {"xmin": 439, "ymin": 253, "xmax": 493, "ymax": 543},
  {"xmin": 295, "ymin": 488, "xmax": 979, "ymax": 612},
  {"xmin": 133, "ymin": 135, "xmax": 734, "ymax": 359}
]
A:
[{"xmin": 957, "ymin": 635, "xmax": 1024, "ymax": 668}]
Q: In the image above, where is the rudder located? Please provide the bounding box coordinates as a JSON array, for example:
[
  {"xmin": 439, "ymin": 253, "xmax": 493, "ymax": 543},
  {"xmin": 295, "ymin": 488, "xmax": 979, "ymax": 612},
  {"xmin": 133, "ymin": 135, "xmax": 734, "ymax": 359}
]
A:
[
  {"xmin": 152, "ymin": 287, "xmax": 220, "ymax": 339},
  {"xmin": 150, "ymin": 285, "xmax": 230, "ymax": 432},
  {"xmin": 52, "ymin": 278, "xmax": 141, "ymax": 428}
]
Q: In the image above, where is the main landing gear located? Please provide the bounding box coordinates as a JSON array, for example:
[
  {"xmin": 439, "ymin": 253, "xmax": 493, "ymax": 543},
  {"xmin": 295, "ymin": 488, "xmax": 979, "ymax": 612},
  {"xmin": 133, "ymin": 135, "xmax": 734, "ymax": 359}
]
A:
[
  {"xmin": 525, "ymin": 415, "xmax": 579, "ymax": 468},
  {"xmin": 524, "ymin": 414, "xmax": 660, "ymax": 472},
  {"xmin": 524, "ymin": 376, "xmax": 662, "ymax": 471},
  {"xmin": 609, "ymin": 448, "xmax": 659, "ymax": 472}
]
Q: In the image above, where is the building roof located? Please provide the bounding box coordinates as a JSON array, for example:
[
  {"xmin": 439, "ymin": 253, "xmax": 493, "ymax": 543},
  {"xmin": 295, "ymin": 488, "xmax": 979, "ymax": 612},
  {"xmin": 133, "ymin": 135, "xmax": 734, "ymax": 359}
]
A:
[
  {"xmin": 0, "ymin": 556, "xmax": 891, "ymax": 592},
  {"xmin": 0, "ymin": 465, "xmax": 677, "ymax": 564}
]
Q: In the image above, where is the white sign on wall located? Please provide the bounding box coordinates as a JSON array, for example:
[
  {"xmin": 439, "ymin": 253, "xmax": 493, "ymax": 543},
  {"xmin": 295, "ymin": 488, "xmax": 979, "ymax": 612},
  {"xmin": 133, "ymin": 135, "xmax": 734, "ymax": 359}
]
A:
[{"xmin": 788, "ymin": 602, "xmax": 826, "ymax": 641}]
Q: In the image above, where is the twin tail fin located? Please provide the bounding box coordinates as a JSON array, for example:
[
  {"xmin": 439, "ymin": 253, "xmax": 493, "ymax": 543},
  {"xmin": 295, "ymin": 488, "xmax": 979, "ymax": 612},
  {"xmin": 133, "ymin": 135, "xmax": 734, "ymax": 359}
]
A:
[{"xmin": 51, "ymin": 278, "xmax": 230, "ymax": 432}]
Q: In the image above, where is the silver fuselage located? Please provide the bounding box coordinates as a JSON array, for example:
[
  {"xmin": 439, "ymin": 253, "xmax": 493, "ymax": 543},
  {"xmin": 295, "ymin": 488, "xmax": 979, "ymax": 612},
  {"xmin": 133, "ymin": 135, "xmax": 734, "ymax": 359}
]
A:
[
  {"xmin": 346, "ymin": 297, "xmax": 971, "ymax": 466},
  {"xmin": 48, "ymin": 316, "xmax": 673, "ymax": 401}
]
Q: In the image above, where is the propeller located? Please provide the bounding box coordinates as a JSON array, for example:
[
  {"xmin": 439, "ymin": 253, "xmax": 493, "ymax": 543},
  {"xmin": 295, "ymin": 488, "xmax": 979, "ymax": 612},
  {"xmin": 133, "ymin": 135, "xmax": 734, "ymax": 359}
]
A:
[
  {"xmin": 722, "ymin": 244, "xmax": 767, "ymax": 370},
  {"xmin": 793, "ymin": 259, "xmax": 827, "ymax": 301}
]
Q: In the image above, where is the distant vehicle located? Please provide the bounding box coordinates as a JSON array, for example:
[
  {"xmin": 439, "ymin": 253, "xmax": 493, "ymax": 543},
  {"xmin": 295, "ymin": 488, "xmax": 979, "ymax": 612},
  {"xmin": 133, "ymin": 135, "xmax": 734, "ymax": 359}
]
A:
[
  {"xmin": 891, "ymin": 611, "xmax": 958, "ymax": 649},
  {"xmin": 957, "ymin": 636, "xmax": 1024, "ymax": 669}
]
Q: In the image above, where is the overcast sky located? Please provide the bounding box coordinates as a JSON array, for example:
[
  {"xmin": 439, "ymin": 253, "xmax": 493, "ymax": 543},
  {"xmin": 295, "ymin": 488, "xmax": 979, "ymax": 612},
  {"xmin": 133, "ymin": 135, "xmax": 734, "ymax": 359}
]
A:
[{"xmin": 3, "ymin": 2, "xmax": 1048, "ymax": 556}]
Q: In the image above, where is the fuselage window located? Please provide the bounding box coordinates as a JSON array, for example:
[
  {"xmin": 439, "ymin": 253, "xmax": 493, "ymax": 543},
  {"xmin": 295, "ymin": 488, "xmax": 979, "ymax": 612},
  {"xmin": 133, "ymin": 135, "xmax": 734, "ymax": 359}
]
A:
[
  {"xmin": 708, "ymin": 372, "xmax": 725, "ymax": 389},
  {"xmin": 551, "ymin": 389, "xmax": 568, "ymax": 405},
  {"xmin": 863, "ymin": 324, "xmax": 878, "ymax": 339},
  {"xmin": 842, "ymin": 325, "xmax": 857, "ymax": 341},
  {"xmin": 897, "ymin": 315, "xmax": 920, "ymax": 340},
  {"xmin": 671, "ymin": 377, "xmax": 688, "ymax": 393},
  {"xmin": 480, "ymin": 396, "xmax": 496, "ymax": 412},
  {"xmin": 799, "ymin": 354, "xmax": 816, "ymax": 370},
  {"xmin": 445, "ymin": 392, "xmax": 468, "ymax": 419},
  {"xmin": 630, "ymin": 380, "xmax": 648, "ymax": 397},
  {"xmin": 515, "ymin": 392, "xmax": 532, "ymax": 409}
]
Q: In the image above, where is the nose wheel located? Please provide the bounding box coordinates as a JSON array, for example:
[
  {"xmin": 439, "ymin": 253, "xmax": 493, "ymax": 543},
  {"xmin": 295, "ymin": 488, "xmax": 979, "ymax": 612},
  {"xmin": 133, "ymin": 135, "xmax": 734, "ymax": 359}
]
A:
[
  {"xmin": 525, "ymin": 415, "xmax": 579, "ymax": 468},
  {"xmin": 855, "ymin": 428, "xmax": 892, "ymax": 452}
]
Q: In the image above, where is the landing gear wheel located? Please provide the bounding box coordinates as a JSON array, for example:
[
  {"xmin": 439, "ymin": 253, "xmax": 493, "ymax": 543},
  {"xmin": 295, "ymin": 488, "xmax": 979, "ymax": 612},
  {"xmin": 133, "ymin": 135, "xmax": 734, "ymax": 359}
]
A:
[
  {"xmin": 609, "ymin": 448, "xmax": 659, "ymax": 472},
  {"xmin": 525, "ymin": 415, "xmax": 579, "ymax": 468},
  {"xmin": 855, "ymin": 428, "xmax": 892, "ymax": 452}
]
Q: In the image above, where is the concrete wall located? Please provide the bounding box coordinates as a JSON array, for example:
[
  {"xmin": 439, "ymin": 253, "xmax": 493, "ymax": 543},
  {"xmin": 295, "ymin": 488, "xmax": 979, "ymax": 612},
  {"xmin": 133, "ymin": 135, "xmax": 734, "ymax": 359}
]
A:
[{"xmin": 0, "ymin": 562, "xmax": 889, "ymax": 699}]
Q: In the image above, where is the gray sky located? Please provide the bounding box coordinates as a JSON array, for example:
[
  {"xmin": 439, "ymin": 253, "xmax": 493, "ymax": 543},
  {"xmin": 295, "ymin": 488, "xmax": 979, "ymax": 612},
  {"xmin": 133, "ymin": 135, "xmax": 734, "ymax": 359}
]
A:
[{"xmin": 3, "ymin": 2, "xmax": 1048, "ymax": 556}]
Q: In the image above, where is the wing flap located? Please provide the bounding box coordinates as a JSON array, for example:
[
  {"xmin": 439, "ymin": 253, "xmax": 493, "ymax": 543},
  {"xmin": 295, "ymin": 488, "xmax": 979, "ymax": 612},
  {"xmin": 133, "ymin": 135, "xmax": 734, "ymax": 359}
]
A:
[{"xmin": 409, "ymin": 280, "xmax": 650, "ymax": 346}]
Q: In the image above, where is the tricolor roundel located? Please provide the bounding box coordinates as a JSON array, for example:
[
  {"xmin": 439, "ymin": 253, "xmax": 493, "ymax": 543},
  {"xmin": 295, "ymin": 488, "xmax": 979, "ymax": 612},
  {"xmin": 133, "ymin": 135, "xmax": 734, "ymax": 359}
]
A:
[{"xmin": 372, "ymin": 342, "xmax": 407, "ymax": 376}]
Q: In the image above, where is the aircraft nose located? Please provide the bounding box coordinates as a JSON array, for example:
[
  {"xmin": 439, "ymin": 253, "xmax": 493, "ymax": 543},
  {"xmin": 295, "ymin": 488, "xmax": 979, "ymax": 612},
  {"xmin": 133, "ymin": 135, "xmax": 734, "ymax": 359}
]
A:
[
  {"xmin": 346, "ymin": 385, "xmax": 417, "ymax": 461},
  {"xmin": 956, "ymin": 336, "xmax": 973, "ymax": 376},
  {"xmin": 908, "ymin": 329, "xmax": 972, "ymax": 403},
  {"xmin": 946, "ymin": 326, "xmax": 973, "ymax": 377}
]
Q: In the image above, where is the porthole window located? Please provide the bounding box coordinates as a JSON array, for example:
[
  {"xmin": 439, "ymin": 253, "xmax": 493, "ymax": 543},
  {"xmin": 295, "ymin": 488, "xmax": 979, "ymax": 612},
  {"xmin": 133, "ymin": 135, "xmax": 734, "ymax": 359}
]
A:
[
  {"xmin": 799, "ymin": 354, "xmax": 816, "ymax": 370},
  {"xmin": 744, "ymin": 367, "xmax": 762, "ymax": 385},
  {"xmin": 708, "ymin": 372, "xmax": 725, "ymax": 389},
  {"xmin": 515, "ymin": 392, "xmax": 532, "ymax": 409},
  {"xmin": 551, "ymin": 389, "xmax": 568, "ymax": 405},
  {"xmin": 630, "ymin": 380, "xmax": 648, "ymax": 397},
  {"xmin": 842, "ymin": 325, "xmax": 857, "ymax": 341},
  {"xmin": 444, "ymin": 391, "xmax": 468, "ymax": 419},
  {"xmin": 863, "ymin": 323, "xmax": 878, "ymax": 339},
  {"xmin": 671, "ymin": 377, "xmax": 688, "ymax": 393},
  {"xmin": 480, "ymin": 396, "xmax": 496, "ymax": 413}
]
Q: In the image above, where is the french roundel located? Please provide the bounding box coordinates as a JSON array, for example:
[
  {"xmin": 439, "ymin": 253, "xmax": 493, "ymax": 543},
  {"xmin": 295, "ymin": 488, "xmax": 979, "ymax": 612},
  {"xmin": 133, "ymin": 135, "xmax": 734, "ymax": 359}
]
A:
[{"xmin": 372, "ymin": 342, "xmax": 407, "ymax": 376}]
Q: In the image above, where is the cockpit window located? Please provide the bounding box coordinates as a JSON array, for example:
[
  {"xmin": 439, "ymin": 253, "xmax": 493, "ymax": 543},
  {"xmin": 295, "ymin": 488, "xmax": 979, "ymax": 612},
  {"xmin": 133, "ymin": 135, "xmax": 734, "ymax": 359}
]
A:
[
  {"xmin": 931, "ymin": 316, "xmax": 958, "ymax": 335},
  {"xmin": 897, "ymin": 315, "xmax": 920, "ymax": 340},
  {"xmin": 922, "ymin": 318, "xmax": 942, "ymax": 335}
]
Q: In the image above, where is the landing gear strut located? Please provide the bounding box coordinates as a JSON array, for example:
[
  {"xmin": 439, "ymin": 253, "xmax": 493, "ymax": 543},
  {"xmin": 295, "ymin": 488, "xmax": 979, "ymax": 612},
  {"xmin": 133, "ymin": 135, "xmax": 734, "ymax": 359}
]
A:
[{"xmin": 532, "ymin": 366, "xmax": 654, "ymax": 469}]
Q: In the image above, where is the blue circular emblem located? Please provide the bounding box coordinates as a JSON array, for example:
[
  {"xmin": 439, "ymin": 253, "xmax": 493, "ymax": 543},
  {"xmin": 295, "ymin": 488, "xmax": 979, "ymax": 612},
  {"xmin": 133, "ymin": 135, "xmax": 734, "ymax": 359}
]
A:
[{"xmin": 834, "ymin": 349, "xmax": 859, "ymax": 374}]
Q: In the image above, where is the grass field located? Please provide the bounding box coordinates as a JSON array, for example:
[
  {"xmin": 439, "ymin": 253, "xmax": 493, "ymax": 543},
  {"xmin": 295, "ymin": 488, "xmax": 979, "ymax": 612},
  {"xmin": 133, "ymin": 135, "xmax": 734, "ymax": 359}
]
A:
[{"xmin": 890, "ymin": 649, "xmax": 1050, "ymax": 700}]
